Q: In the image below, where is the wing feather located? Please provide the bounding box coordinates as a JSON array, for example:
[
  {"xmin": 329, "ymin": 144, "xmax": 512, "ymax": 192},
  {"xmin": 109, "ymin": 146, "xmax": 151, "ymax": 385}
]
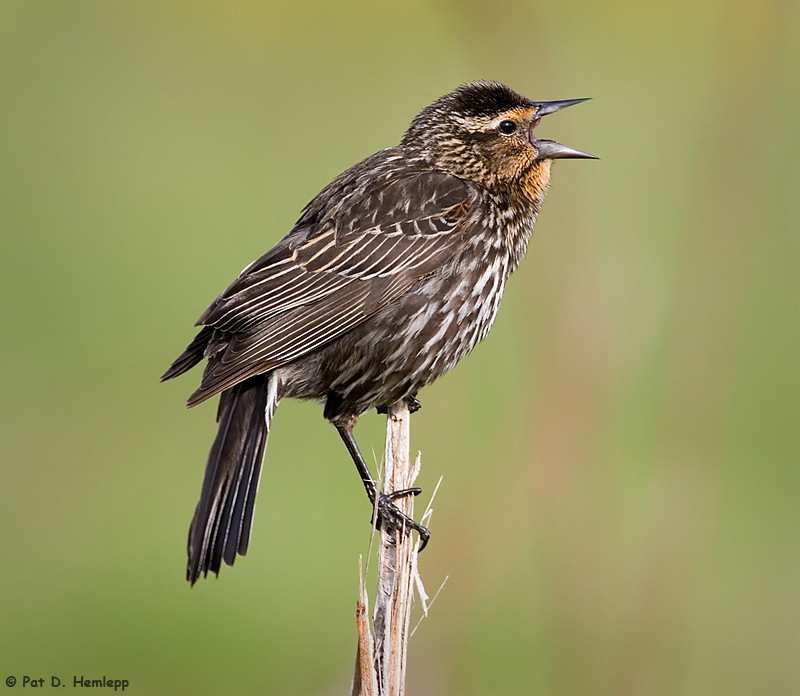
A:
[{"xmin": 186, "ymin": 167, "xmax": 476, "ymax": 405}]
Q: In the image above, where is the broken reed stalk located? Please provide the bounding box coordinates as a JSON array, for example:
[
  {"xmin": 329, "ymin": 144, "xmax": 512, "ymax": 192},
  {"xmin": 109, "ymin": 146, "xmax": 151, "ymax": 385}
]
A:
[{"xmin": 352, "ymin": 401, "xmax": 421, "ymax": 696}]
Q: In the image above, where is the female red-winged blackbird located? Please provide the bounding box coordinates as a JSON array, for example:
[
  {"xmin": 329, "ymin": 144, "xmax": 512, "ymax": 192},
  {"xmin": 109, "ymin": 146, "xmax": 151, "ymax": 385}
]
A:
[{"xmin": 163, "ymin": 81, "xmax": 595, "ymax": 584}]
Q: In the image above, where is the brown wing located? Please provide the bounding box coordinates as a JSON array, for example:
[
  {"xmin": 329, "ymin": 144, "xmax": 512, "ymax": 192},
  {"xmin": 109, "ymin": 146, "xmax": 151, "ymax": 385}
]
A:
[{"xmin": 185, "ymin": 170, "xmax": 475, "ymax": 405}]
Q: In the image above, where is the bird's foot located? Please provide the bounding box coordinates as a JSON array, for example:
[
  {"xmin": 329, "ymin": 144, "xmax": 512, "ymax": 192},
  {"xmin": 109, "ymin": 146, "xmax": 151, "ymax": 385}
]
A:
[
  {"xmin": 405, "ymin": 393, "xmax": 422, "ymax": 413},
  {"xmin": 376, "ymin": 393, "xmax": 422, "ymax": 415},
  {"xmin": 373, "ymin": 489, "xmax": 430, "ymax": 551}
]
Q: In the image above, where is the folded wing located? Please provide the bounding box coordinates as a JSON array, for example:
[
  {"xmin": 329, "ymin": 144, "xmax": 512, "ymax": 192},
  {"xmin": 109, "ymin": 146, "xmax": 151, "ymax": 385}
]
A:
[{"xmin": 164, "ymin": 168, "xmax": 476, "ymax": 406}]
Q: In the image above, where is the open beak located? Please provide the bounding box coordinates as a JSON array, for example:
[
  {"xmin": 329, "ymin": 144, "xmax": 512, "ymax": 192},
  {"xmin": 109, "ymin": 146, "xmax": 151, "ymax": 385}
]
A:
[
  {"xmin": 532, "ymin": 98, "xmax": 592, "ymax": 116},
  {"xmin": 530, "ymin": 98, "xmax": 597, "ymax": 160},
  {"xmin": 534, "ymin": 139, "xmax": 597, "ymax": 160}
]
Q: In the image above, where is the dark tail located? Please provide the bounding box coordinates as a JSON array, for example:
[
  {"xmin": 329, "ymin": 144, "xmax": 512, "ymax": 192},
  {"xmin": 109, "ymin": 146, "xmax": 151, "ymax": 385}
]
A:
[{"xmin": 187, "ymin": 374, "xmax": 279, "ymax": 585}]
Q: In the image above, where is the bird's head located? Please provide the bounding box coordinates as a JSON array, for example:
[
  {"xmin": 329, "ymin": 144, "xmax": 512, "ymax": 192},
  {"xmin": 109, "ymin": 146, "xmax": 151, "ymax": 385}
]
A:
[{"xmin": 401, "ymin": 81, "xmax": 596, "ymax": 199}]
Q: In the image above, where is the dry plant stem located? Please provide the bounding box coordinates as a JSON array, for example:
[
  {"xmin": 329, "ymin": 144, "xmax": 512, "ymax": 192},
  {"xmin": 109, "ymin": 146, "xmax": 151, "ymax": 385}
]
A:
[
  {"xmin": 374, "ymin": 401, "xmax": 417, "ymax": 696},
  {"xmin": 353, "ymin": 401, "xmax": 420, "ymax": 696},
  {"xmin": 352, "ymin": 556, "xmax": 377, "ymax": 696}
]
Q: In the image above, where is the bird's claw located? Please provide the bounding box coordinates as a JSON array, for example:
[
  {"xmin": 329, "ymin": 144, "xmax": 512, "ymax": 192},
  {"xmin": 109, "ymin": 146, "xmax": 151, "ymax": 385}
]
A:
[
  {"xmin": 386, "ymin": 486, "xmax": 421, "ymax": 501},
  {"xmin": 373, "ymin": 491, "xmax": 430, "ymax": 551},
  {"xmin": 405, "ymin": 394, "xmax": 422, "ymax": 413},
  {"xmin": 376, "ymin": 393, "xmax": 422, "ymax": 415}
]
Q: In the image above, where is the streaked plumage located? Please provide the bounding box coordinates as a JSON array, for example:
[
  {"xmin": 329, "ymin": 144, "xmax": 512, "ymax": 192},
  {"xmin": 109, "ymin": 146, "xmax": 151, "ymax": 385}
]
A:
[{"xmin": 163, "ymin": 81, "xmax": 595, "ymax": 584}]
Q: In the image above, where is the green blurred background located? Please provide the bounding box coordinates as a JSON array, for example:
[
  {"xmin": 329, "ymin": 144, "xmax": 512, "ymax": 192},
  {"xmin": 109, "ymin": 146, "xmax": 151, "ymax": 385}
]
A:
[{"xmin": 1, "ymin": 1, "xmax": 797, "ymax": 694}]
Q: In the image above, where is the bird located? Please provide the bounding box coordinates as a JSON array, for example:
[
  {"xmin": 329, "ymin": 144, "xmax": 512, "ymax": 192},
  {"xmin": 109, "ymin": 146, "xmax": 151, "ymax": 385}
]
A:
[{"xmin": 162, "ymin": 81, "xmax": 596, "ymax": 584}]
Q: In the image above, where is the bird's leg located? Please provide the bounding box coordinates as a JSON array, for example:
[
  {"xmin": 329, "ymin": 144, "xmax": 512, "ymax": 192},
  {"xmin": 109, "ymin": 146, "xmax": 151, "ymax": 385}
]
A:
[
  {"xmin": 335, "ymin": 424, "xmax": 430, "ymax": 550},
  {"xmin": 336, "ymin": 422, "xmax": 380, "ymax": 503}
]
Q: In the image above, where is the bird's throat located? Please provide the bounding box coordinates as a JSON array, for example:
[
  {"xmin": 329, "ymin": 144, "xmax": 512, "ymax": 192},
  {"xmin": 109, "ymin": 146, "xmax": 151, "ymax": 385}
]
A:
[{"xmin": 519, "ymin": 159, "xmax": 552, "ymax": 206}]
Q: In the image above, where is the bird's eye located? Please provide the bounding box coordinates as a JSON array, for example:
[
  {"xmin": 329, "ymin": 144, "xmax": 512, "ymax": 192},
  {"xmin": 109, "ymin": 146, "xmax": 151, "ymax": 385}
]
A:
[{"xmin": 499, "ymin": 120, "xmax": 517, "ymax": 135}]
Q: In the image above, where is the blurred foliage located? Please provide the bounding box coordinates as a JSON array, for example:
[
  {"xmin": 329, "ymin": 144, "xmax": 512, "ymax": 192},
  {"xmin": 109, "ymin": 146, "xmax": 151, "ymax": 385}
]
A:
[{"xmin": 1, "ymin": 1, "xmax": 797, "ymax": 694}]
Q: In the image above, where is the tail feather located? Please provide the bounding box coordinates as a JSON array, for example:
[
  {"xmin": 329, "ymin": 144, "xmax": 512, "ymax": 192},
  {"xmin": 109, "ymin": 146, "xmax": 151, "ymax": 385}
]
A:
[
  {"xmin": 223, "ymin": 416, "xmax": 264, "ymax": 563},
  {"xmin": 187, "ymin": 374, "xmax": 279, "ymax": 584}
]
